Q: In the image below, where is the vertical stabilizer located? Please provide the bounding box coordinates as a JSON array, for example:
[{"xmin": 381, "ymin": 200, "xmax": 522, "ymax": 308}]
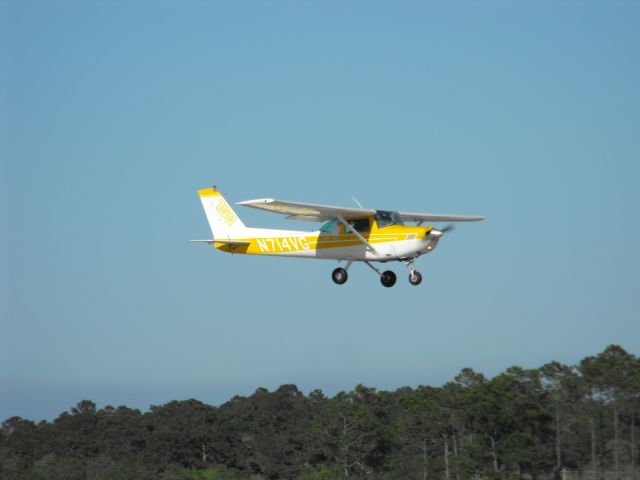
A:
[{"xmin": 197, "ymin": 187, "xmax": 247, "ymax": 239}]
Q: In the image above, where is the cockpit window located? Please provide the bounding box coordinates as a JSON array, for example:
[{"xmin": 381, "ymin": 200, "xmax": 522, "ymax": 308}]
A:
[
  {"xmin": 347, "ymin": 218, "xmax": 370, "ymax": 233},
  {"xmin": 375, "ymin": 210, "xmax": 404, "ymax": 228},
  {"xmin": 320, "ymin": 219, "xmax": 337, "ymax": 233}
]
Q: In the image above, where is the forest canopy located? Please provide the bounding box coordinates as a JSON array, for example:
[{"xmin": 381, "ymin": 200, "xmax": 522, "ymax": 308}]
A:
[{"xmin": 1, "ymin": 345, "xmax": 639, "ymax": 480}]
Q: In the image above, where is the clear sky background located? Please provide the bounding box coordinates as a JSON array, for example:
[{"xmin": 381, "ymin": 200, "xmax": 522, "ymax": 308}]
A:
[{"xmin": 2, "ymin": 1, "xmax": 639, "ymax": 422}]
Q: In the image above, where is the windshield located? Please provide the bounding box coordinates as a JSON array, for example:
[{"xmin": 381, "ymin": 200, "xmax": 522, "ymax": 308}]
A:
[{"xmin": 375, "ymin": 210, "xmax": 404, "ymax": 228}]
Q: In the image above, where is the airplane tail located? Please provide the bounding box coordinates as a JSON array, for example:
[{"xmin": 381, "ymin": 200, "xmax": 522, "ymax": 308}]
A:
[{"xmin": 197, "ymin": 186, "xmax": 247, "ymax": 239}]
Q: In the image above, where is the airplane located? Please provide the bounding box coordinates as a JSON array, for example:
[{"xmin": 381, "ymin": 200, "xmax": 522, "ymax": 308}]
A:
[{"xmin": 192, "ymin": 186, "xmax": 484, "ymax": 287}]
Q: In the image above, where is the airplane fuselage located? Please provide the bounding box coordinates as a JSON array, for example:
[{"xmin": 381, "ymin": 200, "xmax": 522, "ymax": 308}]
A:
[{"xmin": 213, "ymin": 223, "xmax": 438, "ymax": 261}]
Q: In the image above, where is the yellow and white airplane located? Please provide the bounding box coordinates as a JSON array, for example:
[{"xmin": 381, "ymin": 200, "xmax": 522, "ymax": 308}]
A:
[{"xmin": 192, "ymin": 186, "xmax": 484, "ymax": 287}]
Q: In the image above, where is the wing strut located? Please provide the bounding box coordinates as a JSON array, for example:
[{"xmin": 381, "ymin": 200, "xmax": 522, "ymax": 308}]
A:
[{"xmin": 336, "ymin": 216, "xmax": 377, "ymax": 253}]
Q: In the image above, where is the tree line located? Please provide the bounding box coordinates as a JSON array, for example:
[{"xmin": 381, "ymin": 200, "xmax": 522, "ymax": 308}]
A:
[{"xmin": 1, "ymin": 345, "xmax": 639, "ymax": 480}]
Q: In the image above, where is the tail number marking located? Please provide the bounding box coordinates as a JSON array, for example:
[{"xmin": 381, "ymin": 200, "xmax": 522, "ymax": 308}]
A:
[
  {"xmin": 257, "ymin": 237, "xmax": 310, "ymax": 253},
  {"xmin": 216, "ymin": 199, "xmax": 237, "ymax": 226}
]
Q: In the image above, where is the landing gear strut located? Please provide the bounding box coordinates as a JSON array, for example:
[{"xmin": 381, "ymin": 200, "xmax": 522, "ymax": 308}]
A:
[
  {"xmin": 331, "ymin": 261, "xmax": 421, "ymax": 287},
  {"xmin": 363, "ymin": 261, "xmax": 397, "ymax": 288}
]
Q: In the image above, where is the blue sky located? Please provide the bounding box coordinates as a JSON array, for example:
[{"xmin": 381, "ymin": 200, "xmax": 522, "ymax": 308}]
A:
[{"xmin": 2, "ymin": 0, "xmax": 639, "ymax": 422}]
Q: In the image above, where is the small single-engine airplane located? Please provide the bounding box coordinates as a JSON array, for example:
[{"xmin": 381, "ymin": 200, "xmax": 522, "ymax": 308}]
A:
[{"xmin": 192, "ymin": 186, "xmax": 484, "ymax": 287}]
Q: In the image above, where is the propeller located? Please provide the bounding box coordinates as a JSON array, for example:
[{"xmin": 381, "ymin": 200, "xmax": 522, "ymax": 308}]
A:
[
  {"xmin": 441, "ymin": 223, "xmax": 455, "ymax": 234},
  {"xmin": 429, "ymin": 223, "xmax": 454, "ymax": 238}
]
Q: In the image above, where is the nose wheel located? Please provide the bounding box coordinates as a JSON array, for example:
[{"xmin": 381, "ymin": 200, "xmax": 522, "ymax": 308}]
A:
[
  {"xmin": 409, "ymin": 270, "xmax": 422, "ymax": 285},
  {"xmin": 405, "ymin": 260, "xmax": 422, "ymax": 286}
]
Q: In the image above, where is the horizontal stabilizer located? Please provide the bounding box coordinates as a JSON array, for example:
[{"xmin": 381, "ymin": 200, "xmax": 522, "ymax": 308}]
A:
[{"xmin": 190, "ymin": 239, "xmax": 250, "ymax": 246}]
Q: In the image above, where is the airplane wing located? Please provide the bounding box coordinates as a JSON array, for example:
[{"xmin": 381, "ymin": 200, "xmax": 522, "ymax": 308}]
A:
[
  {"xmin": 397, "ymin": 212, "xmax": 485, "ymax": 223},
  {"xmin": 237, "ymin": 199, "xmax": 484, "ymax": 223},
  {"xmin": 236, "ymin": 199, "xmax": 376, "ymax": 221}
]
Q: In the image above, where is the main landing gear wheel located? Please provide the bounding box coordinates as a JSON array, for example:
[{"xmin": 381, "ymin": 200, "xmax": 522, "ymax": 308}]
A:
[
  {"xmin": 409, "ymin": 271, "xmax": 422, "ymax": 286},
  {"xmin": 380, "ymin": 270, "xmax": 397, "ymax": 288},
  {"xmin": 332, "ymin": 267, "xmax": 348, "ymax": 285}
]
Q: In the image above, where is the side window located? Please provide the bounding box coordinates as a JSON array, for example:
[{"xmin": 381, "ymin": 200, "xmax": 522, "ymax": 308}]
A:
[
  {"xmin": 320, "ymin": 219, "xmax": 337, "ymax": 233},
  {"xmin": 347, "ymin": 218, "xmax": 370, "ymax": 233}
]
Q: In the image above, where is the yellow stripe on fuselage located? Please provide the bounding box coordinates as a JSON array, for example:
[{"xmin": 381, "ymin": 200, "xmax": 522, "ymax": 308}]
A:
[{"xmin": 214, "ymin": 226, "xmax": 432, "ymax": 254}]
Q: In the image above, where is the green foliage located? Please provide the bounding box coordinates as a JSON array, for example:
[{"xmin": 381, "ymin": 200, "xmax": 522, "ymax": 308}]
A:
[
  {"xmin": 1, "ymin": 345, "xmax": 639, "ymax": 480},
  {"xmin": 296, "ymin": 463, "xmax": 347, "ymax": 479}
]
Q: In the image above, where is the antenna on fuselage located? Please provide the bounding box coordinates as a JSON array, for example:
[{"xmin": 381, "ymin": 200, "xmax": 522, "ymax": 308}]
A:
[{"xmin": 352, "ymin": 196, "xmax": 365, "ymax": 209}]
